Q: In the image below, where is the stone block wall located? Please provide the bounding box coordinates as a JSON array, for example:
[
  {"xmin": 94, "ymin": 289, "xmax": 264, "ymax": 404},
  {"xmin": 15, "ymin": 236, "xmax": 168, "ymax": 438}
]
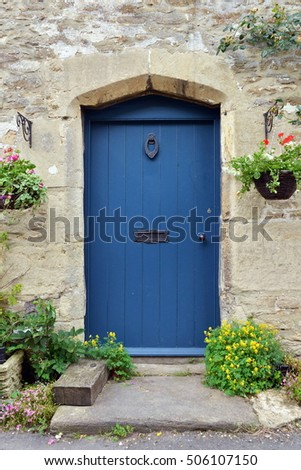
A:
[
  {"xmin": 0, "ymin": 0, "xmax": 300, "ymax": 352},
  {"xmin": 0, "ymin": 351, "xmax": 24, "ymax": 398}
]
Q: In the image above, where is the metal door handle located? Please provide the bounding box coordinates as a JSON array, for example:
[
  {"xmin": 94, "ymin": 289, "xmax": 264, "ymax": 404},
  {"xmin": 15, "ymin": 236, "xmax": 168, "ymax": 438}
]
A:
[{"xmin": 198, "ymin": 233, "xmax": 206, "ymax": 242}]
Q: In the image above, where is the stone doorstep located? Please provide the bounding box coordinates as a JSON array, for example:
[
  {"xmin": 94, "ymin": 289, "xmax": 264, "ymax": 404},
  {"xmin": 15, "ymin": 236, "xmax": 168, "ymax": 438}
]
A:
[
  {"xmin": 134, "ymin": 362, "xmax": 205, "ymax": 376},
  {"xmin": 53, "ymin": 359, "xmax": 109, "ymax": 406},
  {"xmin": 52, "ymin": 359, "xmax": 204, "ymax": 407}
]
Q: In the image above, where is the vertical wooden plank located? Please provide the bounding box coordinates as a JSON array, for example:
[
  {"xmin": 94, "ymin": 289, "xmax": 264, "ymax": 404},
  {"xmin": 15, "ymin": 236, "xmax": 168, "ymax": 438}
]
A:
[
  {"xmin": 176, "ymin": 122, "xmax": 198, "ymax": 347},
  {"xmin": 141, "ymin": 123, "xmax": 161, "ymax": 347},
  {"xmin": 158, "ymin": 122, "xmax": 178, "ymax": 347},
  {"xmin": 86, "ymin": 122, "xmax": 110, "ymax": 338},
  {"xmin": 124, "ymin": 123, "xmax": 144, "ymax": 346},
  {"xmin": 105, "ymin": 123, "xmax": 126, "ymax": 340}
]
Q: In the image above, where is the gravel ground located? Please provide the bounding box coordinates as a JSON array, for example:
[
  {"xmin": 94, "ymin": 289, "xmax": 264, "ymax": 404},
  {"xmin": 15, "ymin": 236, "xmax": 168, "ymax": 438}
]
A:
[{"xmin": 1, "ymin": 425, "xmax": 301, "ymax": 450}]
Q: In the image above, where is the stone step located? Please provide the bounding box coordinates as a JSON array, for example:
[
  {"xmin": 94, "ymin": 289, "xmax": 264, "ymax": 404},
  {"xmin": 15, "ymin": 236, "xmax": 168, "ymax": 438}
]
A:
[
  {"xmin": 134, "ymin": 362, "xmax": 205, "ymax": 376},
  {"xmin": 53, "ymin": 359, "xmax": 109, "ymax": 406}
]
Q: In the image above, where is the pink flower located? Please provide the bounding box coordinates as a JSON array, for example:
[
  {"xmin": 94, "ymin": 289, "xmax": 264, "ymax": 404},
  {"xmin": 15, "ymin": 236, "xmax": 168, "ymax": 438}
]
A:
[{"xmin": 6, "ymin": 154, "xmax": 19, "ymax": 162}]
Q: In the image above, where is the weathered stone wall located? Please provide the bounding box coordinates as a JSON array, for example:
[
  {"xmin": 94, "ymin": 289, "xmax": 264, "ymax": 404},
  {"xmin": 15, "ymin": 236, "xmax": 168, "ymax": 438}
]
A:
[{"xmin": 0, "ymin": 0, "xmax": 301, "ymax": 351}]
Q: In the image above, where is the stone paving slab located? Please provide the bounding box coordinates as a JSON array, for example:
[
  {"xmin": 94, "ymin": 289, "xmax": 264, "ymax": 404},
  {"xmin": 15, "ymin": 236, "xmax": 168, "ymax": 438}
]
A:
[{"xmin": 50, "ymin": 376, "xmax": 259, "ymax": 435}]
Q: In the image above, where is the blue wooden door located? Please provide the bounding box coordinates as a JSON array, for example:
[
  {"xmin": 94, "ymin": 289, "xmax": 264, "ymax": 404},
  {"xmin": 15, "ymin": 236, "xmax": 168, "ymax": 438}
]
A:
[{"xmin": 84, "ymin": 95, "xmax": 220, "ymax": 355}]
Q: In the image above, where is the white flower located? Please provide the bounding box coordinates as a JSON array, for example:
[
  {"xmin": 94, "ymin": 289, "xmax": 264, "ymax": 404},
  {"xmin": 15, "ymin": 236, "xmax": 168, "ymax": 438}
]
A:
[{"xmin": 224, "ymin": 166, "xmax": 240, "ymax": 176}]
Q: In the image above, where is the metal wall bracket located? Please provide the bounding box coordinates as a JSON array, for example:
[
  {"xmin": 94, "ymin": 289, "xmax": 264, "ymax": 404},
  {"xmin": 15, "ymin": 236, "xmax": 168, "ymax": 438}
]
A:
[
  {"xmin": 16, "ymin": 112, "xmax": 32, "ymax": 148},
  {"xmin": 263, "ymin": 100, "xmax": 283, "ymax": 140}
]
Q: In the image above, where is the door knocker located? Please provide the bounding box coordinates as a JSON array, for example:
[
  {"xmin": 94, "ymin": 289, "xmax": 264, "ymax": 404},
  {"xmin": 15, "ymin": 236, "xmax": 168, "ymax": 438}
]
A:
[{"xmin": 144, "ymin": 133, "xmax": 159, "ymax": 159}]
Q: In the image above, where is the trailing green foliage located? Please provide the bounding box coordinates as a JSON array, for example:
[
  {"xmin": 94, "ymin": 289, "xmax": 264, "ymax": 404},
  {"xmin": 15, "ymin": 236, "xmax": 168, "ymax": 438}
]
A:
[
  {"xmin": 217, "ymin": 4, "xmax": 301, "ymax": 57},
  {"xmin": 204, "ymin": 320, "xmax": 284, "ymax": 397}
]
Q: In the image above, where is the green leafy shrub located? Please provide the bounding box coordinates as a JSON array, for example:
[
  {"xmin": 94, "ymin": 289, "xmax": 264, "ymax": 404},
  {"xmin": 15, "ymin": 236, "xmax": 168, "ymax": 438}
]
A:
[
  {"xmin": 8, "ymin": 299, "xmax": 85, "ymax": 382},
  {"xmin": 84, "ymin": 332, "xmax": 135, "ymax": 381},
  {"xmin": 2, "ymin": 292, "xmax": 135, "ymax": 382},
  {"xmin": 0, "ymin": 383, "xmax": 57, "ymax": 432},
  {"xmin": 4, "ymin": 298, "xmax": 134, "ymax": 382},
  {"xmin": 204, "ymin": 320, "xmax": 284, "ymax": 396}
]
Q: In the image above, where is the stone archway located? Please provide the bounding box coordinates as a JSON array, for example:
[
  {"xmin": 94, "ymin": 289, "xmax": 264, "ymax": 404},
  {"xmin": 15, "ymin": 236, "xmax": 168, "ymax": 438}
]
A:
[{"xmin": 47, "ymin": 48, "xmax": 242, "ymax": 329}]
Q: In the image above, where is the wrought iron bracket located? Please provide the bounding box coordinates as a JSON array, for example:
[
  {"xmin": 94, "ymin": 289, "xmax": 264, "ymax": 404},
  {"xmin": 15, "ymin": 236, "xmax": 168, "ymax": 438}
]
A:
[
  {"xmin": 16, "ymin": 112, "xmax": 32, "ymax": 148},
  {"xmin": 263, "ymin": 100, "xmax": 283, "ymax": 140}
]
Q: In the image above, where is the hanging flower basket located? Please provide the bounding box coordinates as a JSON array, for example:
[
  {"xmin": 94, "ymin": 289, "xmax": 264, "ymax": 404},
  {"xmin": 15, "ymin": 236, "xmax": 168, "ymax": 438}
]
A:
[
  {"xmin": 254, "ymin": 170, "xmax": 297, "ymax": 200},
  {"xmin": 226, "ymin": 133, "xmax": 301, "ymax": 199},
  {"xmin": 0, "ymin": 147, "xmax": 46, "ymax": 210}
]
